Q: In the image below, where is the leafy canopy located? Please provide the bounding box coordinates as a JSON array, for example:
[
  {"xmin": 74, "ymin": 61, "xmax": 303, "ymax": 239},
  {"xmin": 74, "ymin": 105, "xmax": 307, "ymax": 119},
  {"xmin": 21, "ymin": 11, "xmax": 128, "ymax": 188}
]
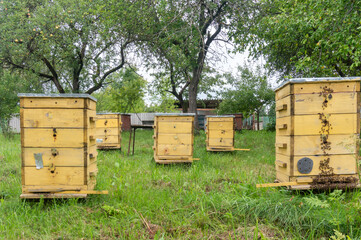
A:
[
  {"xmin": 94, "ymin": 68, "xmax": 146, "ymax": 114},
  {"xmin": 0, "ymin": 0, "xmax": 134, "ymax": 93},
  {"xmin": 233, "ymin": 0, "xmax": 361, "ymax": 77},
  {"xmin": 0, "ymin": 70, "xmax": 42, "ymax": 137},
  {"xmin": 218, "ymin": 65, "xmax": 274, "ymax": 117}
]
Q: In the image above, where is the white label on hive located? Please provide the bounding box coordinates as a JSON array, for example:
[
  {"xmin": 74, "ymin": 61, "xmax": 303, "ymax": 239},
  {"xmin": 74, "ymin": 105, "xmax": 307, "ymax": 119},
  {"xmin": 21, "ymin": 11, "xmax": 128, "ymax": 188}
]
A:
[
  {"xmin": 34, "ymin": 153, "xmax": 43, "ymax": 169},
  {"xmin": 96, "ymin": 138, "xmax": 103, "ymax": 143}
]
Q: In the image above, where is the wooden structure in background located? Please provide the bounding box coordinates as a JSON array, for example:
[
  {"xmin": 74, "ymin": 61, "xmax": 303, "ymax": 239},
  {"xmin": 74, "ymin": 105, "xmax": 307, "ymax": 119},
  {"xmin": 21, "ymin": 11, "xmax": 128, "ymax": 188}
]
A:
[
  {"xmin": 121, "ymin": 114, "xmax": 131, "ymax": 131},
  {"xmin": 273, "ymin": 77, "xmax": 361, "ymax": 189},
  {"xmin": 234, "ymin": 113, "xmax": 243, "ymax": 131},
  {"xmin": 18, "ymin": 94, "xmax": 106, "ymax": 198},
  {"xmin": 96, "ymin": 113, "xmax": 122, "ymax": 150},
  {"xmin": 153, "ymin": 113, "xmax": 198, "ymax": 164}
]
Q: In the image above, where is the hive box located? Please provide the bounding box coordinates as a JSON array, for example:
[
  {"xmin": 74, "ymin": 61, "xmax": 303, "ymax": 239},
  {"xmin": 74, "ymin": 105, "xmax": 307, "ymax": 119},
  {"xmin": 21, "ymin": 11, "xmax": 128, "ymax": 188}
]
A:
[
  {"xmin": 96, "ymin": 113, "xmax": 122, "ymax": 150},
  {"xmin": 206, "ymin": 116, "xmax": 235, "ymax": 151},
  {"xmin": 275, "ymin": 77, "xmax": 361, "ymax": 189},
  {"xmin": 153, "ymin": 113, "xmax": 195, "ymax": 163},
  {"xmin": 18, "ymin": 94, "xmax": 98, "ymax": 198}
]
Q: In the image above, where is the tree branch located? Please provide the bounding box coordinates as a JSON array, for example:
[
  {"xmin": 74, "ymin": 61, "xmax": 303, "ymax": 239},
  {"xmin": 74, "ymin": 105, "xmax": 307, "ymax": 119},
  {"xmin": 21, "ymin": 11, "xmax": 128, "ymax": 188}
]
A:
[
  {"xmin": 85, "ymin": 41, "xmax": 130, "ymax": 94},
  {"xmin": 41, "ymin": 57, "xmax": 65, "ymax": 93}
]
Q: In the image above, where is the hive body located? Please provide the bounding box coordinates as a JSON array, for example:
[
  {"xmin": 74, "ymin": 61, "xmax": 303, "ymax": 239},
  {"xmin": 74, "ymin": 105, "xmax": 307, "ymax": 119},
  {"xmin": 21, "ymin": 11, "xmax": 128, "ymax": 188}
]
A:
[
  {"xmin": 18, "ymin": 94, "xmax": 98, "ymax": 198},
  {"xmin": 206, "ymin": 116, "xmax": 235, "ymax": 151},
  {"xmin": 275, "ymin": 77, "xmax": 360, "ymax": 189},
  {"xmin": 96, "ymin": 113, "xmax": 122, "ymax": 150},
  {"xmin": 153, "ymin": 114, "xmax": 195, "ymax": 163}
]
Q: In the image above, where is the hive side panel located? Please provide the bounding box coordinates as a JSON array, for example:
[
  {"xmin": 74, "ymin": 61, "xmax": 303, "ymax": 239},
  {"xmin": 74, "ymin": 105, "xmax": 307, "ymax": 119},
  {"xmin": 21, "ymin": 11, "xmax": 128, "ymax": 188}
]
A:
[
  {"xmin": 23, "ymin": 128, "xmax": 85, "ymax": 148},
  {"xmin": 23, "ymin": 148, "xmax": 84, "ymax": 167},
  {"xmin": 292, "ymin": 155, "xmax": 357, "ymax": 176},
  {"xmin": 275, "ymin": 135, "xmax": 291, "ymax": 156},
  {"xmin": 293, "ymin": 135, "xmax": 357, "ymax": 155},
  {"xmin": 157, "ymin": 134, "xmax": 192, "ymax": 145},
  {"xmin": 276, "ymin": 154, "xmax": 291, "ymax": 180},
  {"xmin": 293, "ymin": 81, "xmax": 360, "ymax": 94},
  {"xmin": 294, "ymin": 114, "xmax": 357, "ymax": 135},
  {"xmin": 157, "ymin": 121, "xmax": 193, "ymax": 133},
  {"xmin": 276, "ymin": 96, "xmax": 291, "ymax": 118},
  {"xmin": 22, "ymin": 108, "xmax": 84, "ymax": 128},
  {"xmin": 294, "ymin": 92, "xmax": 358, "ymax": 115},
  {"xmin": 24, "ymin": 167, "xmax": 84, "ymax": 186},
  {"xmin": 96, "ymin": 119, "xmax": 119, "ymax": 128},
  {"xmin": 22, "ymin": 98, "xmax": 86, "ymax": 109},
  {"xmin": 275, "ymin": 84, "xmax": 292, "ymax": 101},
  {"xmin": 275, "ymin": 83, "xmax": 294, "ymax": 182},
  {"xmin": 208, "ymin": 121, "xmax": 233, "ymax": 130},
  {"xmin": 20, "ymin": 101, "xmax": 25, "ymax": 186}
]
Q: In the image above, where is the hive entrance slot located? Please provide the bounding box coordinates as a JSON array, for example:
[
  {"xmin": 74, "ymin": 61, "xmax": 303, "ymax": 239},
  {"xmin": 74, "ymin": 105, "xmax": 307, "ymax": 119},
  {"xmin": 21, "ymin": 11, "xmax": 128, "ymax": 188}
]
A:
[{"xmin": 52, "ymin": 128, "xmax": 57, "ymax": 139}]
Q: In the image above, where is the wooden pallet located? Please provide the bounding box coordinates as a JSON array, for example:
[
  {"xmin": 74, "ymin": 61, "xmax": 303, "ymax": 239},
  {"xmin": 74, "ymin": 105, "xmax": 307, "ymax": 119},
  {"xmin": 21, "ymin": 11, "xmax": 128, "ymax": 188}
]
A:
[
  {"xmin": 207, "ymin": 147, "xmax": 250, "ymax": 152},
  {"xmin": 20, "ymin": 190, "xmax": 108, "ymax": 199},
  {"xmin": 154, "ymin": 158, "xmax": 200, "ymax": 164}
]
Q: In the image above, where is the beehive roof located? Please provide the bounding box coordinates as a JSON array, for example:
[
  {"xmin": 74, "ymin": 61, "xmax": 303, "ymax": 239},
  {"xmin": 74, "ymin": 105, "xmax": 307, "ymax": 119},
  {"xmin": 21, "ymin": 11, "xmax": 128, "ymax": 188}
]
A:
[
  {"xmin": 155, "ymin": 113, "xmax": 195, "ymax": 116},
  {"xmin": 96, "ymin": 112, "xmax": 121, "ymax": 115},
  {"xmin": 275, "ymin": 76, "xmax": 361, "ymax": 91},
  {"xmin": 18, "ymin": 93, "xmax": 97, "ymax": 102},
  {"xmin": 206, "ymin": 115, "xmax": 235, "ymax": 118}
]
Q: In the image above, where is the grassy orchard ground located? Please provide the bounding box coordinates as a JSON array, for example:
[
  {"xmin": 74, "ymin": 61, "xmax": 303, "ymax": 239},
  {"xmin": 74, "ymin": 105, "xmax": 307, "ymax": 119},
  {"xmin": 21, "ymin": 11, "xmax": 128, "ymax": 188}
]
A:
[{"xmin": 0, "ymin": 130, "xmax": 361, "ymax": 239}]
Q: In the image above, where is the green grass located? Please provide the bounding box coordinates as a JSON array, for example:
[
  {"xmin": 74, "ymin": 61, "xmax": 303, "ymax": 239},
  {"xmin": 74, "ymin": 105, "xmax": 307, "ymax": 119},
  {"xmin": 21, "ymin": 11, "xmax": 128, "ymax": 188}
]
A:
[{"xmin": 0, "ymin": 130, "xmax": 361, "ymax": 239}]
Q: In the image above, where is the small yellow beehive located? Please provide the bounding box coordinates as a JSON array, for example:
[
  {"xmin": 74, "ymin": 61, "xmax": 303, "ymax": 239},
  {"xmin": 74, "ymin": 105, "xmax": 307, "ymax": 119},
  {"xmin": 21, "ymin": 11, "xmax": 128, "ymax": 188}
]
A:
[
  {"xmin": 274, "ymin": 77, "xmax": 361, "ymax": 189},
  {"xmin": 18, "ymin": 93, "xmax": 102, "ymax": 198},
  {"xmin": 96, "ymin": 113, "xmax": 122, "ymax": 150},
  {"xmin": 153, "ymin": 113, "xmax": 196, "ymax": 164},
  {"xmin": 205, "ymin": 116, "xmax": 235, "ymax": 151}
]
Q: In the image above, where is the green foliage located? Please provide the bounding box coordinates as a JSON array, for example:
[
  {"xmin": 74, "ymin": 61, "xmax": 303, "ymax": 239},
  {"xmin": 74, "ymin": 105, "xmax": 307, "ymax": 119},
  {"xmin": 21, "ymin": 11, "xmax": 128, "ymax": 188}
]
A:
[
  {"xmin": 218, "ymin": 65, "xmax": 274, "ymax": 118},
  {"xmin": 146, "ymin": 91, "xmax": 178, "ymax": 113},
  {"xmin": 233, "ymin": 0, "xmax": 361, "ymax": 77},
  {"xmin": 0, "ymin": 0, "xmax": 134, "ymax": 93},
  {"xmin": 94, "ymin": 68, "xmax": 146, "ymax": 113},
  {"xmin": 0, "ymin": 70, "xmax": 41, "ymax": 138}
]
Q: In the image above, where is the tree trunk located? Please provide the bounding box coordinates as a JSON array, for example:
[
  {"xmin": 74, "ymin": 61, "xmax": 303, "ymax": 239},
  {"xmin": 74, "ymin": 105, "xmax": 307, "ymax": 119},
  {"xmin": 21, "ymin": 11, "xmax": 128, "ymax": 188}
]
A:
[
  {"xmin": 188, "ymin": 70, "xmax": 200, "ymax": 129},
  {"xmin": 180, "ymin": 99, "xmax": 188, "ymax": 113},
  {"xmin": 257, "ymin": 110, "xmax": 260, "ymax": 131}
]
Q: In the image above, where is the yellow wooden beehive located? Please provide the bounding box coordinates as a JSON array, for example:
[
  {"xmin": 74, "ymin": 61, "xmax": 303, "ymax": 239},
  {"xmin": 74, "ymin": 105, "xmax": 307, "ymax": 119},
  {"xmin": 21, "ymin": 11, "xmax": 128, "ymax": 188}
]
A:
[
  {"xmin": 18, "ymin": 93, "xmax": 103, "ymax": 198},
  {"xmin": 274, "ymin": 77, "xmax": 361, "ymax": 189},
  {"xmin": 96, "ymin": 113, "xmax": 122, "ymax": 150},
  {"xmin": 205, "ymin": 116, "xmax": 235, "ymax": 151},
  {"xmin": 153, "ymin": 113, "xmax": 196, "ymax": 164}
]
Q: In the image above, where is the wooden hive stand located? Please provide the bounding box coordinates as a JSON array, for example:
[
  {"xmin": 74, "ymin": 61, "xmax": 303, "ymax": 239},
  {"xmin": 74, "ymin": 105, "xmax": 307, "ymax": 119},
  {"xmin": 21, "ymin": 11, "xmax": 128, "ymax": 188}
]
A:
[
  {"xmin": 96, "ymin": 113, "xmax": 122, "ymax": 150},
  {"xmin": 153, "ymin": 113, "xmax": 199, "ymax": 164},
  {"xmin": 257, "ymin": 77, "xmax": 361, "ymax": 190},
  {"xmin": 18, "ymin": 93, "xmax": 108, "ymax": 198},
  {"xmin": 205, "ymin": 115, "xmax": 250, "ymax": 152}
]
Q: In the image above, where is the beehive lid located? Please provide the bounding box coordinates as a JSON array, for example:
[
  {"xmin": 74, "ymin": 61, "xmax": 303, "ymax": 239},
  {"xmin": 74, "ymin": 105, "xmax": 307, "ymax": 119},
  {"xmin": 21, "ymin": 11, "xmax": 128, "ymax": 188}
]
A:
[
  {"xmin": 155, "ymin": 113, "xmax": 196, "ymax": 116},
  {"xmin": 206, "ymin": 115, "xmax": 235, "ymax": 118},
  {"xmin": 17, "ymin": 93, "xmax": 97, "ymax": 102},
  {"xmin": 96, "ymin": 112, "xmax": 120, "ymax": 115},
  {"xmin": 275, "ymin": 76, "xmax": 361, "ymax": 91}
]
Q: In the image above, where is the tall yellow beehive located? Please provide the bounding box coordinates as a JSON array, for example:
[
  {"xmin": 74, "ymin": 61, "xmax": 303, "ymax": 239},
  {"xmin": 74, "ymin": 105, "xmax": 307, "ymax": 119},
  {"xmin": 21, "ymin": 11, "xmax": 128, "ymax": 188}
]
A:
[
  {"xmin": 275, "ymin": 77, "xmax": 360, "ymax": 189},
  {"xmin": 96, "ymin": 113, "xmax": 122, "ymax": 150},
  {"xmin": 153, "ymin": 113, "xmax": 196, "ymax": 164},
  {"xmin": 18, "ymin": 93, "xmax": 99, "ymax": 198},
  {"xmin": 206, "ymin": 116, "xmax": 235, "ymax": 151}
]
